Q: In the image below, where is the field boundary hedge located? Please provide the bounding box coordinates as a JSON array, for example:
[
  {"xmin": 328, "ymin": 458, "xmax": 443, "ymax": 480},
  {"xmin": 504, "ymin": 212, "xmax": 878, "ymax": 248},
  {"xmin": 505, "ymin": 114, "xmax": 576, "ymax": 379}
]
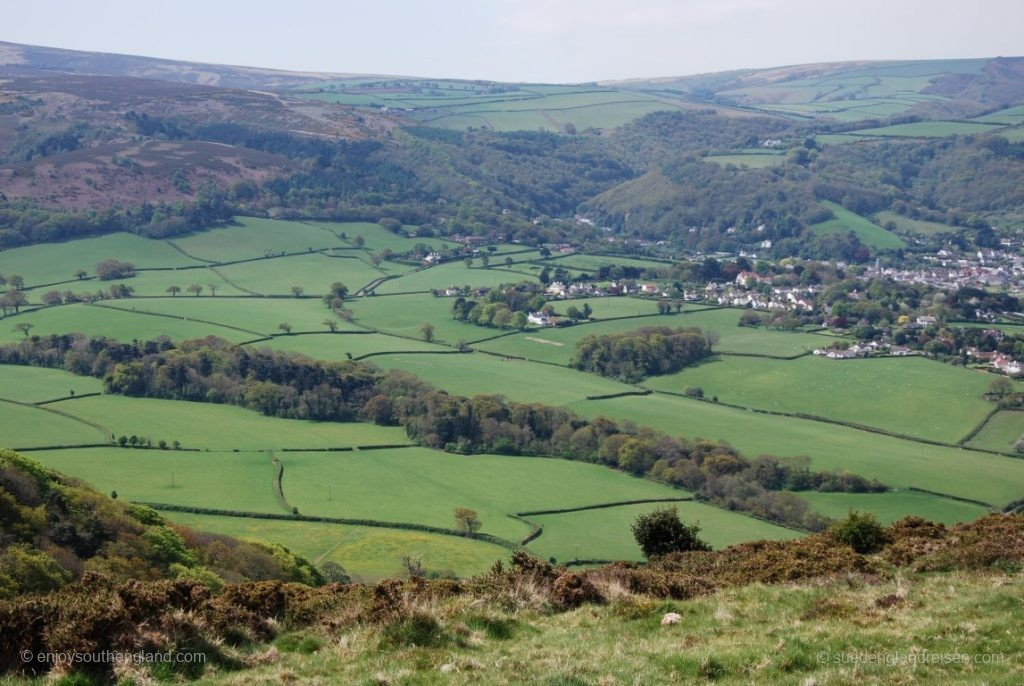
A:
[
  {"xmin": 278, "ymin": 444, "xmax": 416, "ymax": 452},
  {"xmin": 34, "ymin": 392, "xmax": 102, "ymax": 405},
  {"xmin": 905, "ymin": 487, "xmax": 994, "ymax": 509},
  {"xmin": 516, "ymin": 496, "xmax": 693, "ymax": 517},
  {"xmin": 958, "ymin": 406, "xmax": 1002, "ymax": 447},
  {"xmin": 0, "ymin": 396, "xmax": 113, "ymax": 444},
  {"xmin": 142, "ymin": 502, "xmax": 521, "ymax": 551},
  {"xmin": 92, "ymin": 302, "xmax": 265, "ymax": 337},
  {"xmin": 584, "ymin": 390, "xmax": 652, "ymax": 400}
]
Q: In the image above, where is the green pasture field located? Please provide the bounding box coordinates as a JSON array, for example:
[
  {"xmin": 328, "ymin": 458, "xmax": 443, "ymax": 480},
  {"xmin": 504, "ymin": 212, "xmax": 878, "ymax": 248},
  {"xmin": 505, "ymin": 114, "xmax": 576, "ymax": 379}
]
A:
[
  {"xmin": 810, "ymin": 202, "xmax": 906, "ymax": 249},
  {"xmin": 527, "ymin": 501, "xmax": 800, "ymax": 562},
  {"xmin": 0, "ymin": 232, "xmax": 203, "ymax": 288},
  {"xmin": 280, "ymin": 447, "xmax": 689, "ymax": 544},
  {"xmin": 28, "ymin": 447, "xmax": 280, "ymax": 513},
  {"xmin": 367, "ymin": 351, "xmax": 637, "ymax": 404},
  {"xmin": 0, "ymin": 400, "xmax": 108, "ymax": 448},
  {"xmin": 372, "ymin": 261, "xmax": 539, "ymax": 294},
  {"xmin": 965, "ymin": 410, "xmax": 1024, "ymax": 453},
  {"xmin": 44, "ymin": 395, "xmax": 409, "ymax": 451},
  {"xmin": 0, "ymin": 364, "xmax": 102, "ymax": 402},
  {"xmin": 255, "ymin": 332, "xmax": 450, "ymax": 360},
  {"xmin": 0, "ymin": 303, "xmax": 254, "ymax": 344},
  {"xmin": 96, "ymin": 297, "xmax": 362, "ymax": 336},
  {"xmin": 874, "ymin": 211, "xmax": 962, "ymax": 236},
  {"xmin": 704, "ymin": 153, "xmax": 784, "ymax": 169},
  {"xmin": 169, "ymin": 218, "xmax": 343, "ymax": 262},
  {"xmin": 347, "ymin": 293, "xmax": 487, "ymax": 343},
  {"xmin": 813, "ymin": 133, "xmax": 877, "ymax": 145},
  {"xmin": 104, "ymin": 267, "xmax": 245, "ymax": 297},
  {"xmin": 973, "ymin": 105, "xmax": 1024, "ymax": 126},
  {"xmin": 165, "ymin": 512, "xmax": 508, "ymax": 581},
  {"xmin": 567, "ymin": 393, "xmax": 1024, "ymax": 507},
  {"xmin": 798, "ymin": 491, "xmax": 991, "ymax": 526},
  {"xmin": 538, "ymin": 253, "xmax": 673, "ymax": 273},
  {"xmin": 850, "ymin": 121, "xmax": 1005, "ymax": 138},
  {"xmin": 474, "ymin": 308, "xmax": 825, "ymax": 365},
  {"xmin": 642, "ymin": 355, "xmax": 1000, "ymax": 444},
  {"xmin": 545, "ymin": 297, "xmax": 706, "ymax": 320},
  {"xmin": 307, "ymin": 221, "xmax": 457, "ymax": 254},
  {"xmin": 212, "ymin": 253, "xmax": 387, "ymax": 296},
  {"xmin": 1001, "ymin": 127, "xmax": 1024, "ymax": 143}
]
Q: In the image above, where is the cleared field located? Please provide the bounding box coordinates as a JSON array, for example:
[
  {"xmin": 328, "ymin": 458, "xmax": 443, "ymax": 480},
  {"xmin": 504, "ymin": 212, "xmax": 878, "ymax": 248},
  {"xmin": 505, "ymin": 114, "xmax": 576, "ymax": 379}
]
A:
[
  {"xmin": 875, "ymin": 211, "xmax": 961, "ymax": 236},
  {"xmin": 373, "ymin": 261, "xmax": 538, "ymax": 294},
  {"xmin": 539, "ymin": 254, "xmax": 673, "ymax": 273},
  {"xmin": 642, "ymin": 355, "xmax": 1000, "ymax": 444},
  {"xmin": 0, "ymin": 400, "xmax": 108, "ymax": 448},
  {"xmin": 367, "ymin": 352, "xmax": 636, "ymax": 404},
  {"xmin": 0, "ymin": 364, "xmax": 102, "ymax": 402},
  {"xmin": 850, "ymin": 121, "xmax": 1004, "ymax": 138},
  {"xmin": 166, "ymin": 512, "xmax": 508, "ymax": 581},
  {"xmin": 704, "ymin": 153, "xmax": 785, "ymax": 169},
  {"xmin": 348, "ymin": 293, "xmax": 488, "ymax": 343},
  {"xmin": 308, "ymin": 221, "xmax": 457, "ymax": 254},
  {"xmin": 256, "ymin": 332, "xmax": 450, "ymax": 360},
  {"xmin": 810, "ymin": 202, "xmax": 906, "ymax": 249},
  {"xmin": 213, "ymin": 253, "xmax": 387, "ymax": 296},
  {"xmin": 281, "ymin": 447, "xmax": 689, "ymax": 544},
  {"xmin": 45, "ymin": 395, "xmax": 409, "ymax": 451},
  {"xmin": 475, "ymin": 308, "xmax": 824, "ymax": 365},
  {"xmin": 0, "ymin": 303, "xmax": 254, "ymax": 344},
  {"xmin": 168, "ymin": 218, "xmax": 343, "ymax": 262},
  {"xmin": 568, "ymin": 393, "xmax": 1024, "ymax": 506},
  {"xmin": 966, "ymin": 411, "xmax": 1024, "ymax": 453},
  {"xmin": 798, "ymin": 491, "xmax": 991, "ymax": 526},
  {"xmin": 0, "ymin": 232, "xmax": 202, "ymax": 288},
  {"xmin": 29, "ymin": 447, "xmax": 280, "ymax": 512},
  {"xmin": 527, "ymin": 501, "xmax": 800, "ymax": 562},
  {"xmin": 97, "ymin": 297, "xmax": 362, "ymax": 336},
  {"xmin": 974, "ymin": 105, "xmax": 1024, "ymax": 125},
  {"xmin": 108, "ymin": 268, "xmax": 244, "ymax": 297}
]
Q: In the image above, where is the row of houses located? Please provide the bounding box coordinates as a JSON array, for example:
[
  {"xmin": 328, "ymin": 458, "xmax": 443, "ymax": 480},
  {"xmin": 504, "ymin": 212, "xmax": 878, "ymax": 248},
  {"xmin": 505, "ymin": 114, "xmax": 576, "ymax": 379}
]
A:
[
  {"xmin": 813, "ymin": 341, "xmax": 913, "ymax": 359},
  {"xmin": 967, "ymin": 348, "xmax": 1023, "ymax": 375}
]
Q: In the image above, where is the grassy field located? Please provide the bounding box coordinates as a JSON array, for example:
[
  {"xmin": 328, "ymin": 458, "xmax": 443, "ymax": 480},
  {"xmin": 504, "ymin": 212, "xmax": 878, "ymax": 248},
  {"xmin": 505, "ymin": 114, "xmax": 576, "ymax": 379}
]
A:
[
  {"xmin": 347, "ymin": 293, "xmax": 490, "ymax": 343},
  {"xmin": 0, "ymin": 364, "xmax": 102, "ymax": 402},
  {"xmin": 798, "ymin": 490, "xmax": 991, "ymax": 525},
  {"xmin": 367, "ymin": 351, "xmax": 637, "ymax": 404},
  {"xmin": 168, "ymin": 218, "xmax": 343, "ymax": 262},
  {"xmin": 974, "ymin": 105, "xmax": 1024, "ymax": 125},
  {"xmin": 568, "ymin": 393, "xmax": 1024, "ymax": 506},
  {"xmin": 704, "ymin": 153, "xmax": 785, "ymax": 169},
  {"xmin": 850, "ymin": 121, "xmax": 1006, "ymax": 138},
  {"xmin": 475, "ymin": 308, "xmax": 825, "ymax": 365},
  {"xmin": 642, "ymin": 355, "xmax": 1000, "ymax": 444},
  {"xmin": 0, "ymin": 303, "xmax": 255, "ymax": 344},
  {"xmin": 103, "ymin": 267, "xmax": 245, "ymax": 297},
  {"xmin": 45, "ymin": 395, "xmax": 409, "ymax": 450},
  {"xmin": 966, "ymin": 410, "xmax": 1024, "ymax": 453},
  {"xmin": 212, "ymin": 253, "xmax": 388, "ymax": 296},
  {"xmin": 27, "ymin": 447, "xmax": 280, "ymax": 512},
  {"xmin": 307, "ymin": 221, "xmax": 457, "ymax": 254},
  {"xmin": 256, "ymin": 332, "xmax": 450, "ymax": 360},
  {"xmin": 0, "ymin": 400, "xmax": 109, "ymax": 448},
  {"xmin": 96, "ymin": 297, "xmax": 362, "ymax": 336},
  {"xmin": 0, "ymin": 232, "xmax": 202, "ymax": 288},
  {"xmin": 537, "ymin": 253, "xmax": 672, "ymax": 273},
  {"xmin": 875, "ymin": 210, "xmax": 962, "ymax": 235},
  {"xmin": 527, "ymin": 501, "xmax": 800, "ymax": 562},
  {"xmin": 372, "ymin": 262, "xmax": 539, "ymax": 294},
  {"xmin": 166, "ymin": 512, "xmax": 508, "ymax": 581},
  {"xmin": 281, "ymin": 447, "xmax": 689, "ymax": 544},
  {"xmin": 810, "ymin": 201, "xmax": 906, "ymax": 249}
]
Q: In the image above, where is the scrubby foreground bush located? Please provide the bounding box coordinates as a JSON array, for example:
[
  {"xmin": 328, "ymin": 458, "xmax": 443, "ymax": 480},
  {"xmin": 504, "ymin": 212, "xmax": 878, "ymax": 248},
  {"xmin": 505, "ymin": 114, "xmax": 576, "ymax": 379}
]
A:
[{"xmin": 3, "ymin": 511, "xmax": 1023, "ymax": 682}]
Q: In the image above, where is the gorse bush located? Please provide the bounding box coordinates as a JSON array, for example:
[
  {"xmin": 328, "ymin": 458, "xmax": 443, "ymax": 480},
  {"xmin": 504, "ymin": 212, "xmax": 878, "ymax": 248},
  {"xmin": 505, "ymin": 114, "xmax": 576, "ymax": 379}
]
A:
[
  {"xmin": 632, "ymin": 507, "xmax": 711, "ymax": 558},
  {"xmin": 829, "ymin": 510, "xmax": 889, "ymax": 554}
]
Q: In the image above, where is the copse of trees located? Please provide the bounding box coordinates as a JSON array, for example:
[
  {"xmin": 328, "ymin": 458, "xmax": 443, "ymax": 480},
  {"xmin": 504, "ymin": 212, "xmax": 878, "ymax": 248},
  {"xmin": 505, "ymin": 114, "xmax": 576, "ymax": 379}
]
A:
[
  {"xmin": 571, "ymin": 326, "xmax": 714, "ymax": 382},
  {"xmin": 0, "ymin": 334, "xmax": 885, "ymax": 530},
  {"xmin": 94, "ymin": 260, "xmax": 135, "ymax": 281}
]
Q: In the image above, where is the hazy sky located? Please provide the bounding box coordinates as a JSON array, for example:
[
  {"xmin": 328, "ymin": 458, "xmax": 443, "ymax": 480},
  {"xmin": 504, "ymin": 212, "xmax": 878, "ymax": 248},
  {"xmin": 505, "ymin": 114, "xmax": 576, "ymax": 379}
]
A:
[{"xmin": 7, "ymin": 0, "xmax": 1024, "ymax": 82}]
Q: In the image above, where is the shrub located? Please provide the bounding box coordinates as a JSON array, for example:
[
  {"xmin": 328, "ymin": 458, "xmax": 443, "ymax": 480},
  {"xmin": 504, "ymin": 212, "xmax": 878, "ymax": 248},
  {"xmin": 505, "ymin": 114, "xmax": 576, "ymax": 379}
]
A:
[
  {"xmin": 632, "ymin": 507, "xmax": 711, "ymax": 559},
  {"xmin": 829, "ymin": 510, "xmax": 889, "ymax": 554}
]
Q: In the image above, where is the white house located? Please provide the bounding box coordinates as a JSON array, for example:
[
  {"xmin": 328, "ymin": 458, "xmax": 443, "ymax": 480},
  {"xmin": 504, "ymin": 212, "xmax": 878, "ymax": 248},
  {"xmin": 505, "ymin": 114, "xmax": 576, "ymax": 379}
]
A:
[{"xmin": 527, "ymin": 312, "xmax": 553, "ymax": 327}]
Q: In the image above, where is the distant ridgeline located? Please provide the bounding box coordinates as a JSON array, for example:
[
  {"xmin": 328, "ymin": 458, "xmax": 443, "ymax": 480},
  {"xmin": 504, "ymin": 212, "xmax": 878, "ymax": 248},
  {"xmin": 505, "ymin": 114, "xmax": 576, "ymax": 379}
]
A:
[{"xmin": 0, "ymin": 333, "xmax": 886, "ymax": 531}]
